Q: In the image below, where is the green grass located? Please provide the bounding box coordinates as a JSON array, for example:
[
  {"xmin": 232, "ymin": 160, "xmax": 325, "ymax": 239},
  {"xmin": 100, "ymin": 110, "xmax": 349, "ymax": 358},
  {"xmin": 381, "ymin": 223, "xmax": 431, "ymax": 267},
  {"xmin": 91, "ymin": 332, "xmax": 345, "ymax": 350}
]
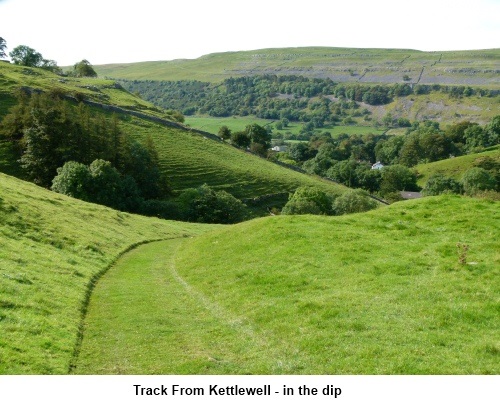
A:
[
  {"xmin": 415, "ymin": 146, "xmax": 500, "ymax": 186},
  {"xmin": 74, "ymin": 195, "xmax": 499, "ymax": 374},
  {"xmin": 94, "ymin": 47, "xmax": 500, "ymax": 88},
  {"xmin": 0, "ymin": 173, "xmax": 217, "ymax": 374},
  {"xmin": 185, "ymin": 115, "xmax": 275, "ymax": 134}
]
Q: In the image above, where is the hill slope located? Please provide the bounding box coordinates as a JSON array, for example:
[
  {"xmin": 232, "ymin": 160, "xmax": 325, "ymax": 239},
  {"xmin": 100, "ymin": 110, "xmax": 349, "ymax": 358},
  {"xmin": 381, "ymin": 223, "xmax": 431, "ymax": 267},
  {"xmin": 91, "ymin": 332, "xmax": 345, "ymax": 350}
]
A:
[
  {"xmin": 0, "ymin": 172, "xmax": 217, "ymax": 374},
  {"xmin": 415, "ymin": 146, "xmax": 500, "ymax": 186},
  {"xmin": 75, "ymin": 195, "xmax": 499, "ymax": 374},
  {"xmin": 95, "ymin": 47, "xmax": 500, "ymax": 87}
]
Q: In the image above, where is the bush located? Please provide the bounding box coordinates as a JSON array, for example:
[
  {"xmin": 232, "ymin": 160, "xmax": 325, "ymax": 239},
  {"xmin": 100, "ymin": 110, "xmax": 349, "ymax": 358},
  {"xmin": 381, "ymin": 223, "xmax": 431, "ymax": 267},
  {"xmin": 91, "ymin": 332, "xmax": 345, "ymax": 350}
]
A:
[
  {"xmin": 461, "ymin": 168, "xmax": 496, "ymax": 195},
  {"xmin": 178, "ymin": 184, "xmax": 247, "ymax": 224},
  {"xmin": 281, "ymin": 186, "xmax": 337, "ymax": 215},
  {"xmin": 422, "ymin": 174, "xmax": 462, "ymax": 196},
  {"xmin": 333, "ymin": 189, "xmax": 378, "ymax": 215}
]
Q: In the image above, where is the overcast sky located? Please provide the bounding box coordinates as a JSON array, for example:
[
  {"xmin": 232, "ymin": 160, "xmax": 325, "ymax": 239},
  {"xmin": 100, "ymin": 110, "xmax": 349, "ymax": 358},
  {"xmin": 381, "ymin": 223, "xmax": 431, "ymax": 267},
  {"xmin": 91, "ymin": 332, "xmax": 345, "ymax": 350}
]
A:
[{"xmin": 1, "ymin": 0, "xmax": 499, "ymax": 66}]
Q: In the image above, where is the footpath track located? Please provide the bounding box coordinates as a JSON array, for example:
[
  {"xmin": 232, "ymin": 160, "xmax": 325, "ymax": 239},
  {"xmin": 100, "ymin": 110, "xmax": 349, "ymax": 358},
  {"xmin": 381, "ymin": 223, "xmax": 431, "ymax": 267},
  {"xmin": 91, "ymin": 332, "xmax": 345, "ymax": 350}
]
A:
[{"xmin": 72, "ymin": 239, "xmax": 281, "ymax": 374}]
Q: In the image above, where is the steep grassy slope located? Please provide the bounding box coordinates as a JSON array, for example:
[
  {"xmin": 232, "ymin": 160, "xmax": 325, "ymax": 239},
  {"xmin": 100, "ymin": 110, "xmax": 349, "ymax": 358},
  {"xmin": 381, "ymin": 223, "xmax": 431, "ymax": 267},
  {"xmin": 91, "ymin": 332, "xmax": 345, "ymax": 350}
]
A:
[
  {"xmin": 0, "ymin": 173, "xmax": 217, "ymax": 374},
  {"xmin": 415, "ymin": 146, "xmax": 500, "ymax": 186},
  {"xmin": 75, "ymin": 195, "xmax": 499, "ymax": 374},
  {"xmin": 95, "ymin": 47, "xmax": 500, "ymax": 87},
  {"xmin": 118, "ymin": 116, "xmax": 346, "ymax": 200}
]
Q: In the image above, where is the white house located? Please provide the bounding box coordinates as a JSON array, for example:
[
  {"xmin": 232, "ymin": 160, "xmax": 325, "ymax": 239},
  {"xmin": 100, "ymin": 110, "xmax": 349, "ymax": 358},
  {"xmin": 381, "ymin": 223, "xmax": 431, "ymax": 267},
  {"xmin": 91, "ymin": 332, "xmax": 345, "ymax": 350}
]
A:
[
  {"xmin": 271, "ymin": 145, "xmax": 288, "ymax": 152},
  {"xmin": 371, "ymin": 161, "xmax": 384, "ymax": 170}
]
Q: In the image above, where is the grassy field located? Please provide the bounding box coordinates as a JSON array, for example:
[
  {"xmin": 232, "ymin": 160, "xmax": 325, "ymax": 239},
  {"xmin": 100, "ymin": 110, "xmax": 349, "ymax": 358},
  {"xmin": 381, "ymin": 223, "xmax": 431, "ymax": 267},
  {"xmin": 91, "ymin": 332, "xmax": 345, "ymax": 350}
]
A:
[
  {"xmin": 415, "ymin": 146, "xmax": 500, "ymax": 187},
  {"xmin": 0, "ymin": 173, "xmax": 217, "ymax": 374},
  {"xmin": 185, "ymin": 115, "xmax": 275, "ymax": 134},
  {"xmin": 74, "ymin": 195, "xmax": 499, "ymax": 374},
  {"xmin": 185, "ymin": 115, "xmax": 385, "ymax": 137},
  {"xmin": 94, "ymin": 47, "xmax": 500, "ymax": 88}
]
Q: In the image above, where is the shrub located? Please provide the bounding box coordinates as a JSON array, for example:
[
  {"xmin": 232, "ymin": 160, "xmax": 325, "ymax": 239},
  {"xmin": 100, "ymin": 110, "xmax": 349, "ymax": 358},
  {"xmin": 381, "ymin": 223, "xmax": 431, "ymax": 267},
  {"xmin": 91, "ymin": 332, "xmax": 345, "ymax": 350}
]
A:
[
  {"xmin": 282, "ymin": 186, "xmax": 337, "ymax": 215},
  {"xmin": 422, "ymin": 174, "xmax": 462, "ymax": 196},
  {"xmin": 461, "ymin": 168, "xmax": 497, "ymax": 195},
  {"xmin": 178, "ymin": 184, "xmax": 247, "ymax": 224},
  {"xmin": 333, "ymin": 189, "xmax": 378, "ymax": 215}
]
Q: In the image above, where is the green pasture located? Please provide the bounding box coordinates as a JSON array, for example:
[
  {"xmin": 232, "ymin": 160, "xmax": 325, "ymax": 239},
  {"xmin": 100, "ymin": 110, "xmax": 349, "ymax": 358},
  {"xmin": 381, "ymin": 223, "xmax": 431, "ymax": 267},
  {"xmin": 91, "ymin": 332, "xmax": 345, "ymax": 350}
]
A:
[
  {"xmin": 74, "ymin": 195, "xmax": 500, "ymax": 374},
  {"xmin": 185, "ymin": 115, "xmax": 385, "ymax": 138},
  {"xmin": 185, "ymin": 116, "xmax": 275, "ymax": 134}
]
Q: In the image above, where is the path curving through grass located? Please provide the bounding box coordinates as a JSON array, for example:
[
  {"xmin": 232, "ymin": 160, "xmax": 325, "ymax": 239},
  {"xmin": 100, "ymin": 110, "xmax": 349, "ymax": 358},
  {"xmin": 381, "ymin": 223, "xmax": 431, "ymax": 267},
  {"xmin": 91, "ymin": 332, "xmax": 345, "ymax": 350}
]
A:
[{"xmin": 72, "ymin": 238, "xmax": 287, "ymax": 374}]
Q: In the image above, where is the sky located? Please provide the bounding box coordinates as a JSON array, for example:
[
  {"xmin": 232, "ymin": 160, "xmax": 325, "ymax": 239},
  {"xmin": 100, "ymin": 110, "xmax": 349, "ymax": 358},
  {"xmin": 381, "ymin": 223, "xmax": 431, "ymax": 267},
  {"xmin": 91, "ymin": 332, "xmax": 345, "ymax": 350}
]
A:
[{"xmin": 0, "ymin": 0, "xmax": 499, "ymax": 66}]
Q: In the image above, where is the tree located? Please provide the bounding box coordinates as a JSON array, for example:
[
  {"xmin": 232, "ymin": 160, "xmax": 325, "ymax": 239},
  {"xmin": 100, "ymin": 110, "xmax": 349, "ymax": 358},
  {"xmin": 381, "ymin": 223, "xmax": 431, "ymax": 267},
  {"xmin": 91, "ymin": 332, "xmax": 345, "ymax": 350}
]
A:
[
  {"xmin": 461, "ymin": 168, "xmax": 496, "ymax": 195},
  {"xmin": 380, "ymin": 164, "xmax": 419, "ymax": 195},
  {"xmin": 282, "ymin": 186, "xmax": 336, "ymax": 215},
  {"xmin": 464, "ymin": 124, "xmax": 488, "ymax": 151},
  {"xmin": 51, "ymin": 161, "xmax": 92, "ymax": 200},
  {"xmin": 178, "ymin": 184, "xmax": 247, "ymax": 224},
  {"xmin": 421, "ymin": 174, "xmax": 462, "ymax": 196},
  {"xmin": 9, "ymin": 45, "xmax": 44, "ymax": 67},
  {"xmin": 52, "ymin": 159, "xmax": 142, "ymax": 211},
  {"xmin": 0, "ymin": 37, "xmax": 7, "ymax": 59},
  {"xmin": 9, "ymin": 44, "xmax": 61, "ymax": 73},
  {"xmin": 485, "ymin": 115, "xmax": 500, "ymax": 147},
  {"xmin": 245, "ymin": 123, "xmax": 271, "ymax": 146},
  {"xmin": 70, "ymin": 60, "xmax": 97, "ymax": 78},
  {"xmin": 333, "ymin": 189, "xmax": 378, "ymax": 215},
  {"xmin": 218, "ymin": 125, "xmax": 232, "ymax": 141},
  {"xmin": 230, "ymin": 131, "xmax": 251, "ymax": 148}
]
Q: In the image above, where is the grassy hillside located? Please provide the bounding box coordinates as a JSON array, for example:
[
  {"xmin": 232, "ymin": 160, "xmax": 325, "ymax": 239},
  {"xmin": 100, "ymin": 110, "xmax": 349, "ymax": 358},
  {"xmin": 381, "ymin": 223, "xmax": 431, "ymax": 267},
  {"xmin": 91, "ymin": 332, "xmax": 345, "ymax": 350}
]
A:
[
  {"xmin": 117, "ymin": 116, "xmax": 345, "ymax": 198},
  {"xmin": 361, "ymin": 92, "xmax": 500, "ymax": 125},
  {"xmin": 74, "ymin": 195, "xmax": 499, "ymax": 374},
  {"xmin": 0, "ymin": 172, "xmax": 217, "ymax": 374},
  {"xmin": 0, "ymin": 63, "xmax": 166, "ymax": 119},
  {"xmin": 415, "ymin": 146, "xmax": 500, "ymax": 186},
  {"xmin": 95, "ymin": 47, "xmax": 500, "ymax": 88}
]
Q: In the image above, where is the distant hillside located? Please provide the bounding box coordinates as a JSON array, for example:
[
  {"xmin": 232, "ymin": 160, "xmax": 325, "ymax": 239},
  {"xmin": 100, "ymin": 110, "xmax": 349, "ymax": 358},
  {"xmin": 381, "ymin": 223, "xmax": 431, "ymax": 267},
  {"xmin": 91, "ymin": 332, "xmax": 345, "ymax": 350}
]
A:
[
  {"xmin": 0, "ymin": 172, "xmax": 217, "ymax": 374},
  {"xmin": 95, "ymin": 47, "xmax": 500, "ymax": 88},
  {"xmin": 0, "ymin": 62, "xmax": 169, "ymax": 119}
]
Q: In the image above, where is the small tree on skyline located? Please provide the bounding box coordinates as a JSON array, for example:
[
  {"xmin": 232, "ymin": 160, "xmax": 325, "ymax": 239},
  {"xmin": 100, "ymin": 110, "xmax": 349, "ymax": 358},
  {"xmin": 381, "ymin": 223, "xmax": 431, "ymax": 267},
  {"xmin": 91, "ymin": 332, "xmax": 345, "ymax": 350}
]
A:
[{"xmin": 0, "ymin": 37, "xmax": 7, "ymax": 59}]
